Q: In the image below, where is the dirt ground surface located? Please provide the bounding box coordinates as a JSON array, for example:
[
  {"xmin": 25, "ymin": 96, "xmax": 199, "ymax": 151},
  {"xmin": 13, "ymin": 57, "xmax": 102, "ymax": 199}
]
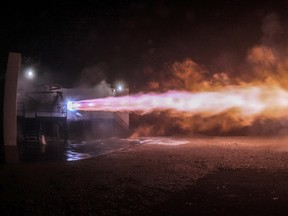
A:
[{"xmin": 2, "ymin": 136, "xmax": 288, "ymax": 215}]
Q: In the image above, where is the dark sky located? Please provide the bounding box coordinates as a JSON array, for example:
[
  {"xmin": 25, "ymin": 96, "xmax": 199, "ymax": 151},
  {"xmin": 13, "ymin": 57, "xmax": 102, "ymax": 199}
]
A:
[{"xmin": 1, "ymin": 0, "xmax": 288, "ymax": 88}]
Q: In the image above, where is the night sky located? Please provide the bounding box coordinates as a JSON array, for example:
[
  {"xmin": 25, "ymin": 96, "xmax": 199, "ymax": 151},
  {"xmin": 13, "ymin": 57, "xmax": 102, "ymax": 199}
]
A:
[{"xmin": 1, "ymin": 0, "xmax": 288, "ymax": 89}]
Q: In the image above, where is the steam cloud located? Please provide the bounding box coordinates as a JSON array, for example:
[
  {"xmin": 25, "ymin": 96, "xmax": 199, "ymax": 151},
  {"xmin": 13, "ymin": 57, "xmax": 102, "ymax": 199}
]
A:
[{"xmin": 131, "ymin": 12, "xmax": 288, "ymax": 137}]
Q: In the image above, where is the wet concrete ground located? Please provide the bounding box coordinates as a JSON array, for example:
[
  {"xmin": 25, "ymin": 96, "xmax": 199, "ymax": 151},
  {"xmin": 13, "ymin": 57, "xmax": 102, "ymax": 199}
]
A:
[
  {"xmin": 18, "ymin": 138, "xmax": 133, "ymax": 162},
  {"xmin": 19, "ymin": 137, "xmax": 191, "ymax": 162},
  {"xmin": 3, "ymin": 136, "xmax": 288, "ymax": 215},
  {"xmin": 18, "ymin": 135, "xmax": 288, "ymax": 162},
  {"xmin": 18, "ymin": 137, "xmax": 192, "ymax": 162}
]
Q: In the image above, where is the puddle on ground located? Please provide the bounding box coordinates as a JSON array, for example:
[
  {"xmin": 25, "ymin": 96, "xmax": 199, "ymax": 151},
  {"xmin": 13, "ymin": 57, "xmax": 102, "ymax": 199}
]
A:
[{"xmin": 19, "ymin": 137, "xmax": 191, "ymax": 162}]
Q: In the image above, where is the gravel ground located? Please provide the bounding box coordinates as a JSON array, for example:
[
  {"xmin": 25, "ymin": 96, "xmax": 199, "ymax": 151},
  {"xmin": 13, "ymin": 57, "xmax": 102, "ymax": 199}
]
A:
[{"xmin": 1, "ymin": 136, "xmax": 288, "ymax": 215}]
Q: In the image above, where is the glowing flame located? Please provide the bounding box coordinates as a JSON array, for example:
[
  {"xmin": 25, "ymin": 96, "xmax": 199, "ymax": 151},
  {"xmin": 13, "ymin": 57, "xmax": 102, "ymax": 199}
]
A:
[{"xmin": 70, "ymin": 85, "xmax": 288, "ymax": 118}]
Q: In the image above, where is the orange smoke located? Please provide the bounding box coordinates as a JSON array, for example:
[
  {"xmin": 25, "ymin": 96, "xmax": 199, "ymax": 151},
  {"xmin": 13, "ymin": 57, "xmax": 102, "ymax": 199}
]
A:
[
  {"xmin": 131, "ymin": 46, "xmax": 288, "ymax": 136},
  {"xmin": 74, "ymin": 85, "xmax": 288, "ymax": 118},
  {"xmin": 130, "ymin": 13, "xmax": 288, "ymax": 136},
  {"xmin": 73, "ymin": 83, "xmax": 288, "ymax": 136}
]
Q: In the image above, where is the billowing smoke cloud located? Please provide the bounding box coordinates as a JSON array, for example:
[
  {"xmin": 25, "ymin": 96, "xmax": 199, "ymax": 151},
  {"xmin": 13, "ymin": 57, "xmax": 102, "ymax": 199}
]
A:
[
  {"xmin": 17, "ymin": 62, "xmax": 62, "ymax": 109},
  {"xmin": 261, "ymin": 13, "xmax": 283, "ymax": 46},
  {"xmin": 76, "ymin": 63, "xmax": 108, "ymax": 88},
  {"xmin": 63, "ymin": 63, "xmax": 114, "ymax": 101},
  {"xmin": 131, "ymin": 12, "xmax": 288, "ymax": 137}
]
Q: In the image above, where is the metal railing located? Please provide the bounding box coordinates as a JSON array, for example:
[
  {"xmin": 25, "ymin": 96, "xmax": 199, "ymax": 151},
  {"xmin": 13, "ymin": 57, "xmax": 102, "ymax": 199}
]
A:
[
  {"xmin": 17, "ymin": 102, "xmax": 67, "ymax": 118},
  {"xmin": 35, "ymin": 103, "xmax": 67, "ymax": 118},
  {"xmin": 114, "ymin": 112, "xmax": 129, "ymax": 131}
]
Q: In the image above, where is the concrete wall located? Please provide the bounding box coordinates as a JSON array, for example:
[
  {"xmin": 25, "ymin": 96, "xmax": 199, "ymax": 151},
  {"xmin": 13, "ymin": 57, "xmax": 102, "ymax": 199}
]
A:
[{"xmin": 3, "ymin": 52, "xmax": 21, "ymax": 163}]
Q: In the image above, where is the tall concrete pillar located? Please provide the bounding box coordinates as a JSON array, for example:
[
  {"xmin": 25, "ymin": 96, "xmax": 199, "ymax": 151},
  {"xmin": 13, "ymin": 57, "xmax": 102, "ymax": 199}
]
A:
[{"xmin": 3, "ymin": 52, "xmax": 21, "ymax": 163}]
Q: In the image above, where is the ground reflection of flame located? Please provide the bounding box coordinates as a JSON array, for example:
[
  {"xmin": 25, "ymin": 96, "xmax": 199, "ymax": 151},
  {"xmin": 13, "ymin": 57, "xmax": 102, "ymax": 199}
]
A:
[{"xmin": 128, "ymin": 137, "xmax": 190, "ymax": 146}]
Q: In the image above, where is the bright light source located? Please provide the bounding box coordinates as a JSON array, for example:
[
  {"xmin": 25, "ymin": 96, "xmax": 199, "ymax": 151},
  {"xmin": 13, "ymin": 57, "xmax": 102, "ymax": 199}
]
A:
[
  {"xmin": 67, "ymin": 101, "xmax": 75, "ymax": 111},
  {"xmin": 116, "ymin": 84, "xmax": 124, "ymax": 92},
  {"xmin": 113, "ymin": 80, "xmax": 126, "ymax": 93},
  {"xmin": 25, "ymin": 69, "xmax": 35, "ymax": 80}
]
